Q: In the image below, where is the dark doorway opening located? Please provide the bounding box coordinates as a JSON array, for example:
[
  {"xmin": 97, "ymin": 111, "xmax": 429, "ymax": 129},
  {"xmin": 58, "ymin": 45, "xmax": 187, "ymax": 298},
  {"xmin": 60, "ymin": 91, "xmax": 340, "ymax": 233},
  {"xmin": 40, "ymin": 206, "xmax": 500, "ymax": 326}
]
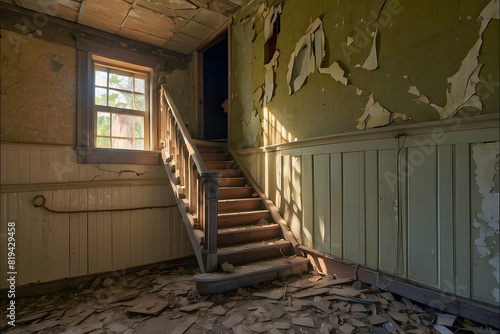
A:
[{"xmin": 202, "ymin": 36, "xmax": 228, "ymax": 140}]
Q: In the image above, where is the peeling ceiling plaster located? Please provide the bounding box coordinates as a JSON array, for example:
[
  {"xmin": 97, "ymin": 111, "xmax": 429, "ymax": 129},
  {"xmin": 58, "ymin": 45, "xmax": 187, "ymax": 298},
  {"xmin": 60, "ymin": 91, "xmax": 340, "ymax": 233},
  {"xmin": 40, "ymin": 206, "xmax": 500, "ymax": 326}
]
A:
[{"xmin": 1, "ymin": 0, "xmax": 245, "ymax": 54}]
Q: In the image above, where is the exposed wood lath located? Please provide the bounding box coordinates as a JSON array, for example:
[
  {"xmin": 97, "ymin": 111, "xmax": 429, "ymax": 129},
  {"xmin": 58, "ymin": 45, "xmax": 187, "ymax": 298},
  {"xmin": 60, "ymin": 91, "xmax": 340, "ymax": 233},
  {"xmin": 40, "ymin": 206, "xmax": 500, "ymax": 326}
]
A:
[{"xmin": 0, "ymin": 0, "xmax": 244, "ymax": 54}]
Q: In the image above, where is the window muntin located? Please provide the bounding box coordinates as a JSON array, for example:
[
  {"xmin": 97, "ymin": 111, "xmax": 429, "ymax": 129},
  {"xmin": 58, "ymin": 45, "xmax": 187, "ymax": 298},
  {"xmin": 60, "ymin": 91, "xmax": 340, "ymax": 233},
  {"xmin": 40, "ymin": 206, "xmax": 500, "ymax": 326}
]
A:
[{"xmin": 92, "ymin": 59, "xmax": 150, "ymax": 150}]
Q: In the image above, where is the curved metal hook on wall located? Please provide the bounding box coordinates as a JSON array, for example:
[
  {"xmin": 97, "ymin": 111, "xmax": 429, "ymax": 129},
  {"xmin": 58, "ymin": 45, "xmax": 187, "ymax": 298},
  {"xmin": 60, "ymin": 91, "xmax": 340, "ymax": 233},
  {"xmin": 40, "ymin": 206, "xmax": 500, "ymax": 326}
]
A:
[{"xmin": 32, "ymin": 195, "xmax": 177, "ymax": 214}]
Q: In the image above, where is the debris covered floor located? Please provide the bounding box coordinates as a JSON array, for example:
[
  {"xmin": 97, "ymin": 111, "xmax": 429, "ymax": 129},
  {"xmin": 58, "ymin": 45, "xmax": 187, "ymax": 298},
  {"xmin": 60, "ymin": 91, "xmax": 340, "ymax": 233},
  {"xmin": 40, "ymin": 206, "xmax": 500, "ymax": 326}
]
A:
[{"xmin": 1, "ymin": 263, "xmax": 498, "ymax": 334}]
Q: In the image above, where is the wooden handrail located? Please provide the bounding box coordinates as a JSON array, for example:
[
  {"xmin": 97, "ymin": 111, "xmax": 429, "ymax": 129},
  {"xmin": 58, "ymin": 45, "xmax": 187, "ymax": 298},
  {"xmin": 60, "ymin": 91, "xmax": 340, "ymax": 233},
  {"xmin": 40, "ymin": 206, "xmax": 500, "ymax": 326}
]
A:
[
  {"xmin": 161, "ymin": 85, "xmax": 214, "ymax": 177},
  {"xmin": 160, "ymin": 84, "xmax": 220, "ymax": 273}
]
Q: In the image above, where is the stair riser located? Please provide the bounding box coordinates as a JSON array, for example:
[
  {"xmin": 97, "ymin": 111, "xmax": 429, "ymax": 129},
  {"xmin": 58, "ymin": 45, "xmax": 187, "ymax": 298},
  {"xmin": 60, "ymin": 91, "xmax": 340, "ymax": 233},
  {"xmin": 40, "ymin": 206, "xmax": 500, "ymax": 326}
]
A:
[
  {"xmin": 201, "ymin": 154, "xmax": 232, "ymax": 161},
  {"xmin": 218, "ymin": 243, "xmax": 293, "ymax": 266},
  {"xmin": 213, "ymin": 169, "xmax": 242, "ymax": 177},
  {"xmin": 205, "ymin": 161, "xmax": 237, "ymax": 170},
  {"xmin": 194, "ymin": 259, "xmax": 309, "ymax": 294},
  {"xmin": 218, "ymin": 212, "xmax": 271, "ymax": 228},
  {"xmin": 197, "ymin": 146, "xmax": 221, "ymax": 154},
  {"xmin": 217, "ymin": 226, "xmax": 281, "ymax": 247},
  {"xmin": 218, "ymin": 178, "xmax": 245, "ymax": 187},
  {"xmin": 218, "ymin": 199, "xmax": 262, "ymax": 213},
  {"xmin": 219, "ymin": 187, "xmax": 254, "ymax": 200}
]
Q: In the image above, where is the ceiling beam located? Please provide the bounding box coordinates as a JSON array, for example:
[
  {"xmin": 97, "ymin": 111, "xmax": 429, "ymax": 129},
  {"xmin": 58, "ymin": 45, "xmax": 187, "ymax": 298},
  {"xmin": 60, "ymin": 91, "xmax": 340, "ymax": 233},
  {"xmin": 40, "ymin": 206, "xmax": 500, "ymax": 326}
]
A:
[
  {"xmin": 120, "ymin": 0, "xmax": 140, "ymax": 29},
  {"xmin": 77, "ymin": 0, "xmax": 86, "ymax": 24}
]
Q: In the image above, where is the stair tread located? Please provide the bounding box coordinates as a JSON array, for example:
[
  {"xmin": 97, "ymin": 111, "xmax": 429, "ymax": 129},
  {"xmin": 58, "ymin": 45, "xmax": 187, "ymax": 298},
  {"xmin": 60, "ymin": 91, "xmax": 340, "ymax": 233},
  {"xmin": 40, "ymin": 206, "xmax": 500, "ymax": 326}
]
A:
[
  {"xmin": 218, "ymin": 197, "xmax": 260, "ymax": 203},
  {"xmin": 193, "ymin": 256, "xmax": 309, "ymax": 283},
  {"xmin": 217, "ymin": 238, "xmax": 290, "ymax": 253},
  {"xmin": 218, "ymin": 223, "xmax": 279, "ymax": 233},
  {"xmin": 218, "ymin": 209, "xmax": 269, "ymax": 217}
]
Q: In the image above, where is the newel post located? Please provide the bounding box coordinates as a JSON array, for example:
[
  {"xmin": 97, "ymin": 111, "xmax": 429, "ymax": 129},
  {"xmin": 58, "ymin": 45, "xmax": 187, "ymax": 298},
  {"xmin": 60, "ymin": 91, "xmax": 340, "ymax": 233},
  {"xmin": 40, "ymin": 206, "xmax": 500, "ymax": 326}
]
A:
[{"xmin": 202, "ymin": 172, "xmax": 220, "ymax": 273}]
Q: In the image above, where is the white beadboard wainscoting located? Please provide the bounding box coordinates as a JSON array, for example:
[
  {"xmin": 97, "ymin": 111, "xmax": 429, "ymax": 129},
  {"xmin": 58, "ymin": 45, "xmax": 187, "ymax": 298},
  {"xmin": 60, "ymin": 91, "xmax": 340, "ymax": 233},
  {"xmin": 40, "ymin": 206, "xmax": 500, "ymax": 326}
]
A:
[
  {"xmin": 0, "ymin": 143, "xmax": 193, "ymax": 289},
  {"xmin": 234, "ymin": 115, "xmax": 499, "ymax": 306}
]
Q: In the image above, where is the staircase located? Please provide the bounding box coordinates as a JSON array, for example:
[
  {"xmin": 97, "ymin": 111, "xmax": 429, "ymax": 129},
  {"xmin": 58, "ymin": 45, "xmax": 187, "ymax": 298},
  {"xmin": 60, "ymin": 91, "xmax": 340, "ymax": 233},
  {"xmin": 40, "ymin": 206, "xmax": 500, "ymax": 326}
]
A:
[{"xmin": 160, "ymin": 85, "xmax": 309, "ymax": 294}]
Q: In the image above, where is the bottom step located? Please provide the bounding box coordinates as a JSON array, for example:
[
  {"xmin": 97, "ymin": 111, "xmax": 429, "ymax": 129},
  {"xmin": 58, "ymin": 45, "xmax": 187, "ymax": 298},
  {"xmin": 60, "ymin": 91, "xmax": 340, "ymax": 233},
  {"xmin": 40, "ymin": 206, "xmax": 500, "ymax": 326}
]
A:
[{"xmin": 193, "ymin": 256, "xmax": 310, "ymax": 294}]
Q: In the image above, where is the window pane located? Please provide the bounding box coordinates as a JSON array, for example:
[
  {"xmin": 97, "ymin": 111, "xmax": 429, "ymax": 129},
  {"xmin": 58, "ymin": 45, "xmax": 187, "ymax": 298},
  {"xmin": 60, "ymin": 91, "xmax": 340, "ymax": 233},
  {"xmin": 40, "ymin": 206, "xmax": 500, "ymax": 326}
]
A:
[
  {"xmin": 134, "ymin": 117, "xmax": 144, "ymax": 138},
  {"xmin": 112, "ymin": 138, "xmax": 134, "ymax": 149},
  {"xmin": 95, "ymin": 88, "xmax": 107, "ymax": 106},
  {"xmin": 134, "ymin": 139, "xmax": 144, "ymax": 150},
  {"xmin": 97, "ymin": 112, "xmax": 111, "ymax": 136},
  {"xmin": 112, "ymin": 114, "xmax": 134, "ymax": 138},
  {"xmin": 108, "ymin": 89, "xmax": 134, "ymax": 109},
  {"xmin": 95, "ymin": 67, "xmax": 107, "ymax": 87},
  {"xmin": 134, "ymin": 94, "xmax": 145, "ymax": 111},
  {"xmin": 135, "ymin": 77, "xmax": 145, "ymax": 93},
  {"xmin": 96, "ymin": 137, "xmax": 110, "ymax": 148},
  {"xmin": 109, "ymin": 70, "xmax": 133, "ymax": 91}
]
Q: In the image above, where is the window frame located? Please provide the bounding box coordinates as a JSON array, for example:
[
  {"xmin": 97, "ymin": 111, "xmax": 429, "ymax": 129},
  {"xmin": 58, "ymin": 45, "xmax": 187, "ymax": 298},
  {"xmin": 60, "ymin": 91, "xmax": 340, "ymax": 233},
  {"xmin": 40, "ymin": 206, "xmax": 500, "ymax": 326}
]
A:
[
  {"xmin": 75, "ymin": 36, "xmax": 165, "ymax": 165},
  {"xmin": 93, "ymin": 56, "xmax": 151, "ymax": 151}
]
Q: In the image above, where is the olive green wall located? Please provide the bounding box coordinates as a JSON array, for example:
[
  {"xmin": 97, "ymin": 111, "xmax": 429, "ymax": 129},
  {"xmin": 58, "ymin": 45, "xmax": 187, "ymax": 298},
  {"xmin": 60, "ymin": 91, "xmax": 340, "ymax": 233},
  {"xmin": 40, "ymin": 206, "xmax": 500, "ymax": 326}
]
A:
[{"xmin": 230, "ymin": 0, "xmax": 499, "ymax": 149}]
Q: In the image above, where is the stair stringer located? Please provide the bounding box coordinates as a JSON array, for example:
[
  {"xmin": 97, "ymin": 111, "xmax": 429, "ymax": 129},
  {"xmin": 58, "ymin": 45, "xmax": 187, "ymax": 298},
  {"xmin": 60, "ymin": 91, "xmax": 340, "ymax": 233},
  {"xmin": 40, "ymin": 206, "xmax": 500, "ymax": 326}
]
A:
[
  {"xmin": 229, "ymin": 148, "xmax": 303, "ymax": 256},
  {"xmin": 161, "ymin": 148, "xmax": 207, "ymax": 273}
]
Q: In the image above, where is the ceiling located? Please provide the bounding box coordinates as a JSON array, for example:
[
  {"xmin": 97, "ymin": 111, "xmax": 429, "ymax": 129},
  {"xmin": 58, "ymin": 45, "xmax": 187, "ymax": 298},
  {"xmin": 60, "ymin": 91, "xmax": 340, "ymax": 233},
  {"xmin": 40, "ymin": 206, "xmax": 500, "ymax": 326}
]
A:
[{"xmin": 1, "ymin": 0, "xmax": 247, "ymax": 54}]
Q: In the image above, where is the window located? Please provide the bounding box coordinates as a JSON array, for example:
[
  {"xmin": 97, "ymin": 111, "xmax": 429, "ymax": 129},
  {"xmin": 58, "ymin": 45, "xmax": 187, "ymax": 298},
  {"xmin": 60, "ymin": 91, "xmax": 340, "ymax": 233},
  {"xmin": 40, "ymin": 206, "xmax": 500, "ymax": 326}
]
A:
[
  {"xmin": 92, "ymin": 56, "xmax": 150, "ymax": 150},
  {"xmin": 75, "ymin": 34, "xmax": 166, "ymax": 165}
]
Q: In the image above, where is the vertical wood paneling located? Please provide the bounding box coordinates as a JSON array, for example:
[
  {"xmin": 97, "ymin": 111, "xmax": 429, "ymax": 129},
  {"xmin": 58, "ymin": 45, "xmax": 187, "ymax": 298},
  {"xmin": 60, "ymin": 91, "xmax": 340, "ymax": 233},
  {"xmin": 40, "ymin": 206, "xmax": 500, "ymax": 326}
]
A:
[
  {"xmin": 130, "ymin": 186, "xmax": 142, "ymax": 267},
  {"xmin": 40, "ymin": 190, "xmax": 52, "ymax": 282},
  {"xmin": 378, "ymin": 149, "xmax": 400, "ymax": 274},
  {"xmin": 158, "ymin": 186, "xmax": 167, "ymax": 259},
  {"xmin": 29, "ymin": 192, "xmax": 42, "ymax": 282},
  {"xmin": 282, "ymin": 155, "xmax": 292, "ymax": 223},
  {"xmin": 17, "ymin": 192, "xmax": 30, "ymax": 285},
  {"xmin": 40, "ymin": 150, "xmax": 53, "ymax": 183},
  {"xmin": 454, "ymin": 143, "xmax": 471, "ymax": 298},
  {"xmin": 6, "ymin": 150, "xmax": 19, "ymax": 184},
  {"xmin": 52, "ymin": 190, "xmax": 70, "ymax": 279},
  {"xmin": 301, "ymin": 155, "xmax": 313, "ymax": 247},
  {"xmin": 120, "ymin": 187, "xmax": 132, "ymax": 269},
  {"xmin": 18, "ymin": 149, "xmax": 30, "ymax": 184},
  {"xmin": 100, "ymin": 187, "xmax": 113, "ymax": 272},
  {"xmin": 275, "ymin": 154, "xmax": 282, "ymax": 212},
  {"xmin": 111, "ymin": 187, "xmax": 122, "ymax": 270},
  {"xmin": 150, "ymin": 186, "xmax": 161, "ymax": 262},
  {"xmin": 330, "ymin": 153, "xmax": 343, "ymax": 258},
  {"xmin": 288, "ymin": 156, "xmax": 303, "ymax": 242},
  {"xmin": 88, "ymin": 188, "xmax": 98, "ymax": 274},
  {"xmin": 408, "ymin": 146, "xmax": 438, "ymax": 287},
  {"xmin": 365, "ymin": 151, "xmax": 378, "ymax": 269},
  {"xmin": 0, "ymin": 194, "xmax": 10, "ymax": 288},
  {"xmin": 142, "ymin": 186, "xmax": 152, "ymax": 263},
  {"xmin": 69, "ymin": 190, "xmax": 81, "ymax": 276},
  {"xmin": 342, "ymin": 152, "xmax": 365, "ymax": 265},
  {"xmin": 29, "ymin": 150, "xmax": 42, "ymax": 184},
  {"xmin": 438, "ymin": 145, "xmax": 454, "ymax": 292},
  {"xmin": 313, "ymin": 154, "xmax": 330, "ymax": 254},
  {"xmin": 1, "ymin": 151, "xmax": 9, "ymax": 184}
]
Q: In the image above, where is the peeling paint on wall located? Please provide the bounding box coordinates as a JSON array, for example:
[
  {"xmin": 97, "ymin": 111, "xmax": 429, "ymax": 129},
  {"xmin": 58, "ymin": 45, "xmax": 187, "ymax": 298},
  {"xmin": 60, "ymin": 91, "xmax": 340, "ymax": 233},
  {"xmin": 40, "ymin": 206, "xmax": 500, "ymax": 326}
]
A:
[
  {"xmin": 430, "ymin": 0, "xmax": 498, "ymax": 119},
  {"xmin": 231, "ymin": 0, "xmax": 499, "ymax": 146},
  {"xmin": 354, "ymin": 28, "xmax": 378, "ymax": 71},
  {"xmin": 164, "ymin": 67, "xmax": 193, "ymax": 134},
  {"xmin": 264, "ymin": 50, "xmax": 280, "ymax": 104},
  {"xmin": 318, "ymin": 61, "xmax": 348, "ymax": 86},
  {"xmin": 472, "ymin": 141, "xmax": 500, "ymax": 302},
  {"xmin": 1, "ymin": 30, "xmax": 76, "ymax": 145},
  {"xmin": 287, "ymin": 18, "xmax": 324, "ymax": 95},
  {"xmin": 357, "ymin": 94, "xmax": 407, "ymax": 130},
  {"xmin": 263, "ymin": 3, "xmax": 282, "ymax": 43}
]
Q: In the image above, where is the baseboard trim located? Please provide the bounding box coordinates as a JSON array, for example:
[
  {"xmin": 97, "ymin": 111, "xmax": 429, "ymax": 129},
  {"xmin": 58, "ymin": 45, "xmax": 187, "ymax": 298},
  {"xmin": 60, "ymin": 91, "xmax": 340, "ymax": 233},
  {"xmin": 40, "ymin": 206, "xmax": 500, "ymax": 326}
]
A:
[
  {"xmin": 0, "ymin": 255, "xmax": 197, "ymax": 300},
  {"xmin": 299, "ymin": 245, "xmax": 500, "ymax": 328}
]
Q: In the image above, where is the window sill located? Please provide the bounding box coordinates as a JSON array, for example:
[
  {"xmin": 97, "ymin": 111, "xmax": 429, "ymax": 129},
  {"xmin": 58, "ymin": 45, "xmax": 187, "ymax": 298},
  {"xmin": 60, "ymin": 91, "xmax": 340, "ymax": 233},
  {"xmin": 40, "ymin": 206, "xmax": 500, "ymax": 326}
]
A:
[{"xmin": 75, "ymin": 147, "xmax": 161, "ymax": 165}]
